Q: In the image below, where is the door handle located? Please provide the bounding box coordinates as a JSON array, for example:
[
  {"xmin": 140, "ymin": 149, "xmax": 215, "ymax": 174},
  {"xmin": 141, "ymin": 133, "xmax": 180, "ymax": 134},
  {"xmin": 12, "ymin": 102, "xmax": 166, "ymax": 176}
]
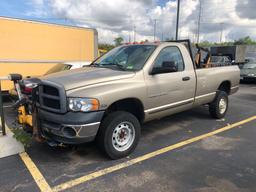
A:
[{"xmin": 182, "ymin": 76, "xmax": 190, "ymax": 81}]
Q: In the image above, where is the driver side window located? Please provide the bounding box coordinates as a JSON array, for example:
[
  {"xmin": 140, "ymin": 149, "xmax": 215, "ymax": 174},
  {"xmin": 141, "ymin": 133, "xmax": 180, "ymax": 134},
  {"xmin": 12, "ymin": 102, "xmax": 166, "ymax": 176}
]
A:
[{"xmin": 154, "ymin": 46, "xmax": 184, "ymax": 71}]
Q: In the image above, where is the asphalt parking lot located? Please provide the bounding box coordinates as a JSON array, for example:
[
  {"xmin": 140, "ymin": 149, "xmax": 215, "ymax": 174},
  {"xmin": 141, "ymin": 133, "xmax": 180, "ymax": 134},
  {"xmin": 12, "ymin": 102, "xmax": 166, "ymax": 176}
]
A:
[{"xmin": 0, "ymin": 83, "xmax": 256, "ymax": 192}]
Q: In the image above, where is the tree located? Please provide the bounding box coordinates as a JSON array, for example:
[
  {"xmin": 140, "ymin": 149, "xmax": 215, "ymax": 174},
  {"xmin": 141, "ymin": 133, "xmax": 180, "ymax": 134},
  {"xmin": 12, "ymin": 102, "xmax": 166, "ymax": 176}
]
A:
[
  {"xmin": 165, "ymin": 37, "xmax": 174, "ymax": 41},
  {"xmin": 114, "ymin": 37, "xmax": 124, "ymax": 46},
  {"xmin": 198, "ymin": 40, "xmax": 213, "ymax": 47},
  {"xmin": 98, "ymin": 43, "xmax": 115, "ymax": 51},
  {"xmin": 234, "ymin": 36, "xmax": 256, "ymax": 45}
]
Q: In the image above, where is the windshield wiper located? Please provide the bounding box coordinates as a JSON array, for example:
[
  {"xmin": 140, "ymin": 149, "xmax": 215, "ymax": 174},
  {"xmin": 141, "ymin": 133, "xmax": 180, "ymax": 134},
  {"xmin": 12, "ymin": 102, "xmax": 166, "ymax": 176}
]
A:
[
  {"xmin": 94, "ymin": 63, "xmax": 126, "ymax": 71},
  {"xmin": 89, "ymin": 63, "xmax": 101, "ymax": 67},
  {"xmin": 104, "ymin": 63, "xmax": 126, "ymax": 71},
  {"xmin": 90, "ymin": 62, "xmax": 126, "ymax": 71}
]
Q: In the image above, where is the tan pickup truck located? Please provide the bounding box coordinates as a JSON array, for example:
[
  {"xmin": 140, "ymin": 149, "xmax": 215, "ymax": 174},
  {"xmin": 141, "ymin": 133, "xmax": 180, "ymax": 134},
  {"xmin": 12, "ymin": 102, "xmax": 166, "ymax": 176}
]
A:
[{"xmin": 36, "ymin": 41, "xmax": 240, "ymax": 159}]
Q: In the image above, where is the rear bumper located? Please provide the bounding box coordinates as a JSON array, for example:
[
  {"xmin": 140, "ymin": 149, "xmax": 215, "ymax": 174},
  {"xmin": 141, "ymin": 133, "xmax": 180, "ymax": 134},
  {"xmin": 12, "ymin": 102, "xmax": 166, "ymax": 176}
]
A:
[{"xmin": 38, "ymin": 109, "xmax": 104, "ymax": 144}]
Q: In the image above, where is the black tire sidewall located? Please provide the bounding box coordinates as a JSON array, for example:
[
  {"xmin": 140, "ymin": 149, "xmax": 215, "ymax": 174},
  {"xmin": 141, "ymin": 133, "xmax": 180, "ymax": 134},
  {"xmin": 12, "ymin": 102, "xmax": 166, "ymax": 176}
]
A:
[{"xmin": 100, "ymin": 111, "xmax": 141, "ymax": 159}]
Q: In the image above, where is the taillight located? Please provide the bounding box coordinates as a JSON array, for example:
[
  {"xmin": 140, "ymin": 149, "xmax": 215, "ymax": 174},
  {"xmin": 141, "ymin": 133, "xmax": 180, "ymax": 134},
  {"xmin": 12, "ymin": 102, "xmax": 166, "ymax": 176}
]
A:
[{"xmin": 24, "ymin": 87, "xmax": 33, "ymax": 93}]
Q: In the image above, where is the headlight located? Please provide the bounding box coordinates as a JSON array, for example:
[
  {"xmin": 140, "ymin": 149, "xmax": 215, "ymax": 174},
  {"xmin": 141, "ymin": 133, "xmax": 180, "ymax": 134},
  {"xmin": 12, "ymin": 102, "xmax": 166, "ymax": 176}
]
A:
[
  {"xmin": 68, "ymin": 98, "xmax": 99, "ymax": 112},
  {"xmin": 248, "ymin": 73, "xmax": 255, "ymax": 77}
]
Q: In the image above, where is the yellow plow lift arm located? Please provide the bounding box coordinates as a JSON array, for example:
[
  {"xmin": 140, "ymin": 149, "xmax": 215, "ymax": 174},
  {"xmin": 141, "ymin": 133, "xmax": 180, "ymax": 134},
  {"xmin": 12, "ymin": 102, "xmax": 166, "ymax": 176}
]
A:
[{"xmin": 18, "ymin": 106, "xmax": 33, "ymax": 127}]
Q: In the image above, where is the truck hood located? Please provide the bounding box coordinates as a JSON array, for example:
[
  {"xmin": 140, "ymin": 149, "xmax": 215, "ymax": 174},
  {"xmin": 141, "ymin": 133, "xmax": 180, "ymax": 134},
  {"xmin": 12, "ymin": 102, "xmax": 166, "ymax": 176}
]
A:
[{"xmin": 41, "ymin": 67, "xmax": 135, "ymax": 90}]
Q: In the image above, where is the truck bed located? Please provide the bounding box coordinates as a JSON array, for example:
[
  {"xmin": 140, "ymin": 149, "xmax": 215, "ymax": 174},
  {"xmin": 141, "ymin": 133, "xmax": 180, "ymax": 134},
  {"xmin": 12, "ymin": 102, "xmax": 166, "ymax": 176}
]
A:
[{"xmin": 194, "ymin": 65, "xmax": 240, "ymax": 106}]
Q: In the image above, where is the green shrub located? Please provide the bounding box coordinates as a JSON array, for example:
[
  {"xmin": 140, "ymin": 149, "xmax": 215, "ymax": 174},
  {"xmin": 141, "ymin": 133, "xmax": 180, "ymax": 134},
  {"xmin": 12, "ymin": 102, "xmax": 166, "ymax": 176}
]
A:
[{"xmin": 11, "ymin": 127, "xmax": 32, "ymax": 148}]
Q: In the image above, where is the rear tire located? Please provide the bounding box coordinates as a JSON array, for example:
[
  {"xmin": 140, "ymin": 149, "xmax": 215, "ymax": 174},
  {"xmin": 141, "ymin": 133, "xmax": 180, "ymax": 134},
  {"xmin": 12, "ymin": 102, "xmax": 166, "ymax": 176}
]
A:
[
  {"xmin": 96, "ymin": 111, "xmax": 141, "ymax": 159},
  {"xmin": 209, "ymin": 91, "xmax": 228, "ymax": 119}
]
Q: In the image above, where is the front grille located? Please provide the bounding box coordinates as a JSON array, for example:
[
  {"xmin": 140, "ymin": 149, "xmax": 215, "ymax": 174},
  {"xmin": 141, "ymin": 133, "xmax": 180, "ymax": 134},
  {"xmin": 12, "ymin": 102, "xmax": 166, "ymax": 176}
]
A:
[
  {"xmin": 38, "ymin": 81, "xmax": 66, "ymax": 113},
  {"xmin": 43, "ymin": 97, "xmax": 61, "ymax": 109},
  {"xmin": 43, "ymin": 85, "xmax": 59, "ymax": 96}
]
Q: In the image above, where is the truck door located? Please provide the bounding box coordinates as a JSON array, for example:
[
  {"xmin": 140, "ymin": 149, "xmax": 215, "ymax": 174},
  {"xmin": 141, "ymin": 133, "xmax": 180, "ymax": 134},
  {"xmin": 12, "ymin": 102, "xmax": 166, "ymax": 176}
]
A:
[{"xmin": 144, "ymin": 46, "xmax": 196, "ymax": 117}]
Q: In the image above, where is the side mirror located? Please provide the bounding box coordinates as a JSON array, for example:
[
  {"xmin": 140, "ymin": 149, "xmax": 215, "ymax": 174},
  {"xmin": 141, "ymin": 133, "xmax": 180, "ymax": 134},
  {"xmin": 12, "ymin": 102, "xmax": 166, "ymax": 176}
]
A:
[{"xmin": 151, "ymin": 61, "xmax": 178, "ymax": 75}]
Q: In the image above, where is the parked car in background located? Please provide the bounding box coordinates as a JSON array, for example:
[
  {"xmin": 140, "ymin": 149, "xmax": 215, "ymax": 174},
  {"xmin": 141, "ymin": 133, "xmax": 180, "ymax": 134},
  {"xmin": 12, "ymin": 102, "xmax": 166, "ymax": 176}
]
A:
[
  {"xmin": 240, "ymin": 58, "xmax": 256, "ymax": 82},
  {"xmin": 210, "ymin": 56, "xmax": 232, "ymax": 66},
  {"xmin": 45, "ymin": 61, "xmax": 91, "ymax": 75}
]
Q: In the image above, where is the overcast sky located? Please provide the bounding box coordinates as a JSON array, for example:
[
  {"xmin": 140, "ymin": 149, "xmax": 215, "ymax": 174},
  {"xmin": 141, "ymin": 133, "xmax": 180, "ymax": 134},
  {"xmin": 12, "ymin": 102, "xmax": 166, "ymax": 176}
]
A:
[{"xmin": 1, "ymin": 0, "xmax": 256, "ymax": 44}]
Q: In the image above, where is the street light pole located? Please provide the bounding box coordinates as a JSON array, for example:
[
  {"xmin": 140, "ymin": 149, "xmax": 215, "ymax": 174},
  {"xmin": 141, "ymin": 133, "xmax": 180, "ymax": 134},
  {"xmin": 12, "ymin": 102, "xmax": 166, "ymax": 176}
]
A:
[
  {"xmin": 175, "ymin": 0, "xmax": 181, "ymax": 40},
  {"xmin": 153, "ymin": 19, "xmax": 157, "ymax": 41},
  {"xmin": 133, "ymin": 25, "xmax": 136, "ymax": 42},
  {"xmin": 197, "ymin": 0, "xmax": 202, "ymax": 43},
  {"xmin": 219, "ymin": 22, "xmax": 224, "ymax": 43}
]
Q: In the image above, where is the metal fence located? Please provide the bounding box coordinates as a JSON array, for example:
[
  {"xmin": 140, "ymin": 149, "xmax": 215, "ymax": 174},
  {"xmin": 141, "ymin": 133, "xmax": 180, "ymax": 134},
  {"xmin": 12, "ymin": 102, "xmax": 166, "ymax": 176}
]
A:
[{"xmin": 0, "ymin": 76, "xmax": 9, "ymax": 136}]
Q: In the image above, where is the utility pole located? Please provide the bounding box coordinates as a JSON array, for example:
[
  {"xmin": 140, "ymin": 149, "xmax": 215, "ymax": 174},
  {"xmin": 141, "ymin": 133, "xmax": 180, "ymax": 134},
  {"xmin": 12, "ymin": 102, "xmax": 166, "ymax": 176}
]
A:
[
  {"xmin": 153, "ymin": 19, "xmax": 157, "ymax": 41},
  {"xmin": 197, "ymin": 0, "xmax": 202, "ymax": 43},
  {"xmin": 133, "ymin": 25, "xmax": 136, "ymax": 42},
  {"xmin": 219, "ymin": 22, "xmax": 224, "ymax": 43},
  {"xmin": 161, "ymin": 22, "xmax": 164, "ymax": 41},
  {"xmin": 175, "ymin": 0, "xmax": 180, "ymax": 40}
]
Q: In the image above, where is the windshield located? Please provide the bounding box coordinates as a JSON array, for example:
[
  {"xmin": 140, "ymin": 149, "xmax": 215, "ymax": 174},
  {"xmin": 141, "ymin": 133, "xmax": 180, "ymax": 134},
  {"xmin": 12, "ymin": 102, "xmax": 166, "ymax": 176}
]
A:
[
  {"xmin": 45, "ymin": 64, "xmax": 72, "ymax": 75},
  {"xmin": 243, "ymin": 63, "xmax": 256, "ymax": 69},
  {"xmin": 92, "ymin": 45, "xmax": 156, "ymax": 71}
]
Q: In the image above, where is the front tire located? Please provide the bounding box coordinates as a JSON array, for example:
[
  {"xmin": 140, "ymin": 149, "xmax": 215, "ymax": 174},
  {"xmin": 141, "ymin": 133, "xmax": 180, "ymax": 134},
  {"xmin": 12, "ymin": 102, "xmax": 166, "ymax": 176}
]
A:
[
  {"xmin": 96, "ymin": 111, "xmax": 141, "ymax": 159},
  {"xmin": 209, "ymin": 91, "xmax": 228, "ymax": 119}
]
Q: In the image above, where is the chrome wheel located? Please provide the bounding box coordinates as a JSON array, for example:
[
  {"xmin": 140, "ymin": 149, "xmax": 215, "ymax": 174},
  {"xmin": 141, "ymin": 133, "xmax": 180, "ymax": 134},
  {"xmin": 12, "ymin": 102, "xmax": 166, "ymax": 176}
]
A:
[
  {"xmin": 219, "ymin": 98, "xmax": 227, "ymax": 114},
  {"xmin": 112, "ymin": 121, "xmax": 135, "ymax": 152}
]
